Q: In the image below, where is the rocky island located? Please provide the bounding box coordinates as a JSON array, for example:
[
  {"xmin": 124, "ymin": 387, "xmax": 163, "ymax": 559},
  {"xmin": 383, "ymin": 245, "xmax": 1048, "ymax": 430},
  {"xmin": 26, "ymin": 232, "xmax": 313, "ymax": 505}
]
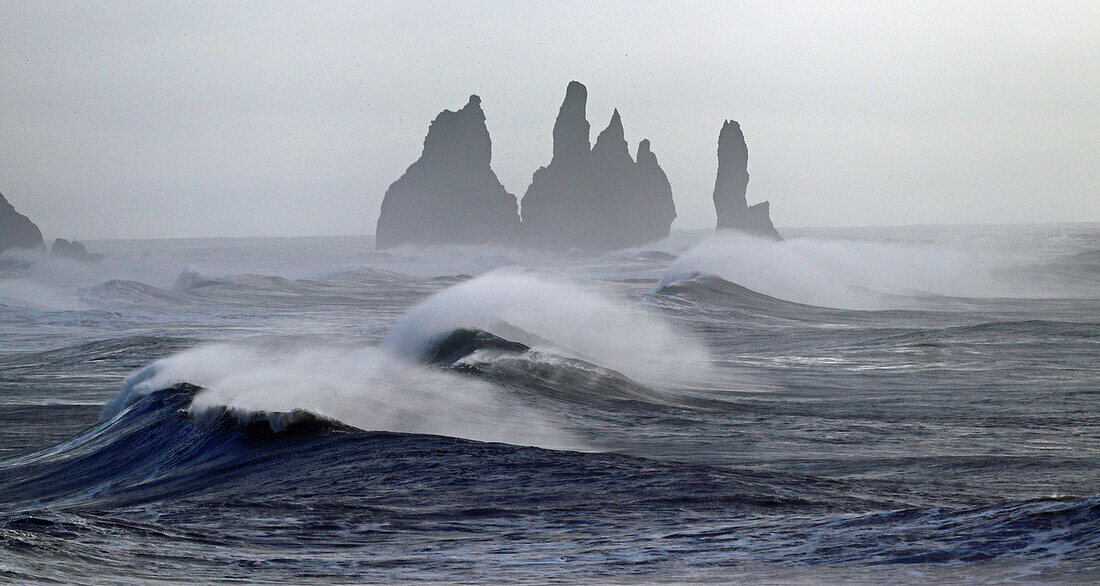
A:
[
  {"xmin": 373, "ymin": 85, "xmax": 782, "ymax": 250},
  {"xmin": 375, "ymin": 95, "xmax": 521, "ymax": 248},
  {"xmin": 52, "ymin": 238, "xmax": 105, "ymax": 263},
  {"xmin": 712, "ymin": 120, "xmax": 782, "ymax": 240}
]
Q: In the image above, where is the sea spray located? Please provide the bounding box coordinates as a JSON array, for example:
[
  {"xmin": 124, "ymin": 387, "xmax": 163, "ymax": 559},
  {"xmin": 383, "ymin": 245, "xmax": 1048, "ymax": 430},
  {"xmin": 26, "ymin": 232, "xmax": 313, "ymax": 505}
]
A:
[
  {"xmin": 657, "ymin": 232, "xmax": 1071, "ymax": 310},
  {"xmin": 383, "ymin": 268, "xmax": 716, "ymax": 388},
  {"xmin": 103, "ymin": 342, "xmax": 579, "ymax": 449}
]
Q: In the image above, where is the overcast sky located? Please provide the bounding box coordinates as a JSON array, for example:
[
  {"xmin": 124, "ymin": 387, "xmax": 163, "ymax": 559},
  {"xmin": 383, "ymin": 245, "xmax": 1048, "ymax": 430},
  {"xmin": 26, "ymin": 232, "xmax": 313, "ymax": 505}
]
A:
[{"xmin": 2, "ymin": 1, "xmax": 1098, "ymax": 240}]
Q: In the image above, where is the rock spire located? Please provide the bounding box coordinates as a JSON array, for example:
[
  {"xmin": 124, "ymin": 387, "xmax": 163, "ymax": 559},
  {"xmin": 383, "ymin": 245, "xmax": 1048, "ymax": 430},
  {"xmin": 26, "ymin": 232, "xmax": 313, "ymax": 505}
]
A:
[
  {"xmin": 520, "ymin": 82, "xmax": 676, "ymax": 249},
  {"xmin": 712, "ymin": 120, "xmax": 781, "ymax": 240}
]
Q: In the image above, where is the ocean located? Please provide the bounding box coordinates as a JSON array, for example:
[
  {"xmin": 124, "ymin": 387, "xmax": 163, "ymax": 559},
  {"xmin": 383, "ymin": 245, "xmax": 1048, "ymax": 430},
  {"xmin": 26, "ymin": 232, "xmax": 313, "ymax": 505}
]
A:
[{"xmin": 1, "ymin": 224, "xmax": 1098, "ymax": 583}]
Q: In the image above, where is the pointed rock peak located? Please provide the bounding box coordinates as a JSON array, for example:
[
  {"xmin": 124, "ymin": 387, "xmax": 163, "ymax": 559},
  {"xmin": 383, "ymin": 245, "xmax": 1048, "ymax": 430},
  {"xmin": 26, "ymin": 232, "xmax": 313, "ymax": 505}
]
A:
[
  {"xmin": 606, "ymin": 109, "xmax": 623, "ymax": 136},
  {"xmin": 521, "ymin": 86, "xmax": 676, "ymax": 249},
  {"xmin": 552, "ymin": 81, "xmax": 591, "ymax": 161},
  {"xmin": 594, "ymin": 109, "xmax": 628, "ymax": 158},
  {"xmin": 718, "ymin": 118, "xmax": 748, "ymax": 165}
]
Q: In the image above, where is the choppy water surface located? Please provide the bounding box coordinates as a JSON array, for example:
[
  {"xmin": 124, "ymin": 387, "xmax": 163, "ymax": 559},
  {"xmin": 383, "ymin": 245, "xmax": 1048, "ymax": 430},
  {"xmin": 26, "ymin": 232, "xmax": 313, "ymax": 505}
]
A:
[{"xmin": 1, "ymin": 225, "xmax": 1098, "ymax": 583}]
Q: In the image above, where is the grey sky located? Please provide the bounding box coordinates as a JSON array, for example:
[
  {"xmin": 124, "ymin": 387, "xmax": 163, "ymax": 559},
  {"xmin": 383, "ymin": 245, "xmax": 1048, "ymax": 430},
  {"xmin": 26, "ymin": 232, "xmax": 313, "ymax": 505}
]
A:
[{"xmin": 2, "ymin": 1, "xmax": 1097, "ymax": 240}]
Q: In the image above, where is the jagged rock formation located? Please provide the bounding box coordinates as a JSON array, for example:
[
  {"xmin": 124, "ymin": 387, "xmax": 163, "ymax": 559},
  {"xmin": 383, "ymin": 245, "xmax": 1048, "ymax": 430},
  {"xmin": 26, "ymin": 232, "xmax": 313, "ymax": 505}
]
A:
[
  {"xmin": 521, "ymin": 81, "xmax": 676, "ymax": 249},
  {"xmin": 52, "ymin": 239, "xmax": 104, "ymax": 263},
  {"xmin": 0, "ymin": 192, "xmax": 43, "ymax": 253},
  {"xmin": 375, "ymin": 95, "xmax": 520, "ymax": 248},
  {"xmin": 713, "ymin": 120, "xmax": 781, "ymax": 240}
]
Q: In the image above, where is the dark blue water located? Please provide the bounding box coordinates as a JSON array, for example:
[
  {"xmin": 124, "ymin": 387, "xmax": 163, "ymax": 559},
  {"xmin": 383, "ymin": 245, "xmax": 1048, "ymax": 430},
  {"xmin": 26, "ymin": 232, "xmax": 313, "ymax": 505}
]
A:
[{"xmin": 1, "ymin": 226, "xmax": 1098, "ymax": 583}]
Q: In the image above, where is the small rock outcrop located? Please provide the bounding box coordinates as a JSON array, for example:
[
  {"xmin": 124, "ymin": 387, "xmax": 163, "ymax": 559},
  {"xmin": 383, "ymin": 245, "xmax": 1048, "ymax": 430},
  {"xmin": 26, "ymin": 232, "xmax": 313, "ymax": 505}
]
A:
[
  {"xmin": 0, "ymin": 192, "xmax": 43, "ymax": 253},
  {"xmin": 521, "ymin": 82, "xmax": 676, "ymax": 249},
  {"xmin": 51, "ymin": 239, "xmax": 104, "ymax": 263},
  {"xmin": 712, "ymin": 120, "xmax": 781, "ymax": 240},
  {"xmin": 375, "ymin": 95, "xmax": 520, "ymax": 248}
]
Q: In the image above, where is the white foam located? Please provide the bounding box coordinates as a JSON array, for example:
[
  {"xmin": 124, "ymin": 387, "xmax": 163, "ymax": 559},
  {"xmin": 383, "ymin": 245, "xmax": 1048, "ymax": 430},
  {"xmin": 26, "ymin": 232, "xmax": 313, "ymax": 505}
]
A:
[
  {"xmin": 383, "ymin": 268, "xmax": 716, "ymax": 388},
  {"xmin": 657, "ymin": 232, "xmax": 1073, "ymax": 310},
  {"xmin": 101, "ymin": 342, "xmax": 579, "ymax": 450}
]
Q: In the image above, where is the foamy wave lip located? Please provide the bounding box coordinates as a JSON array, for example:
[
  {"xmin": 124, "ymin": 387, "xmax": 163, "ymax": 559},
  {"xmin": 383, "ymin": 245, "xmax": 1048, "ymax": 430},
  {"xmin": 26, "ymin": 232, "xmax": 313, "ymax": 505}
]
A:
[
  {"xmin": 383, "ymin": 268, "xmax": 716, "ymax": 389},
  {"xmin": 103, "ymin": 342, "xmax": 582, "ymax": 450},
  {"xmin": 101, "ymin": 358, "xmax": 176, "ymax": 421}
]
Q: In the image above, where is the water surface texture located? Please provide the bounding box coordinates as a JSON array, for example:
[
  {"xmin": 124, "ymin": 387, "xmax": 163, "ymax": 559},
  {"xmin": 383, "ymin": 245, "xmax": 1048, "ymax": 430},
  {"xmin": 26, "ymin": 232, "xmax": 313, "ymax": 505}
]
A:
[{"xmin": 1, "ymin": 225, "xmax": 1098, "ymax": 583}]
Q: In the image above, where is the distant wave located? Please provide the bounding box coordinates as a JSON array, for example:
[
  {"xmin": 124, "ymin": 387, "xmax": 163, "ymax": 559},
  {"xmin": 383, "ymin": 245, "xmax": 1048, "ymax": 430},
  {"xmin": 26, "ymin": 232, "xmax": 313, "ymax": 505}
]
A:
[
  {"xmin": 657, "ymin": 232, "xmax": 1099, "ymax": 310},
  {"xmin": 655, "ymin": 273, "xmax": 825, "ymax": 311},
  {"xmin": 1062, "ymin": 247, "xmax": 1100, "ymax": 268},
  {"xmin": 0, "ymin": 334, "xmax": 191, "ymax": 371},
  {"xmin": 83, "ymin": 279, "xmax": 189, "ymax": 307},
  {"xmin": 870, "ymin": 319, "xmax": 1100, "ymax": 347},
  {"xmin": 171, "ymin": 269, "xmax": 221, "ymax": 290}
]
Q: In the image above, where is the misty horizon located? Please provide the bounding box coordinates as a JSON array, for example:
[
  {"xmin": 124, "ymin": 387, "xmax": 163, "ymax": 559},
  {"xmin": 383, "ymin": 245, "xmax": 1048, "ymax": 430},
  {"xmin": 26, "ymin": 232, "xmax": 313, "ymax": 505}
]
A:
[{"xmin": 3, "ymin": 1, "xmax": 1098, "ymax": 241}]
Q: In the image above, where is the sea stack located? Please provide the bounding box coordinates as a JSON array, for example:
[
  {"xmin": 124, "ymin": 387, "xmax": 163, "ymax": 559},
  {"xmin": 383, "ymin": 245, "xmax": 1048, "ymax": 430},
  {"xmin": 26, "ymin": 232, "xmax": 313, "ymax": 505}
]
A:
[
  {"xmin": 375, "ymin": 95, "xmax": 520, "ymax": 248},
  {"xmin": 51, "ymin": 239, "xmax": 104, "ymax": 263},
  {"xmin": 712, "ymin": 120, "xmax": 781, "ymax": 240},
  {"xmin": 0, "ymin": 192, "xmax": 43, "ymax": 253},
  {"xmin": 521, "ymin": 81, "xmax": 676, "ymax": 249}
]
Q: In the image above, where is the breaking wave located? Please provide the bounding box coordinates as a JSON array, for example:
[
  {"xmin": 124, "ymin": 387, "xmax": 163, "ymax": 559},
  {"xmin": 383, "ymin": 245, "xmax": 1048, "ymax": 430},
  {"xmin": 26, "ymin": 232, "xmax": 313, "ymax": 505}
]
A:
[
  {"xmin": 658, "ymin": 232, "xmax": 1097, "ymax": 310},
  {"xmin": 384, "ymin": 269, "xmax": 715, "ymax": 387}
]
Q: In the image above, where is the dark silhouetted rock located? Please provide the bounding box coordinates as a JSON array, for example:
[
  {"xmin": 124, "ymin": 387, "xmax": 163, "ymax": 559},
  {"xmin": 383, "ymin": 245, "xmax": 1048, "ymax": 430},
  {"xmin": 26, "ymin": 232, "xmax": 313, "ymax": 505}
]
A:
[
  {"xmin": 552, "ymin": 81, "xmax": 591, "ymax": 163},
  {"xmin": 521, "ymin": 82, "xmax": 600, "ymax": 248},
  {"xmin": 713, "ymin": 120, "xmax": 781, "ymax": 240},
  {"xmin": 633, "ymin": 139, "xmax": 677, "ymax": 244},
  {"xmin": 0, "ymin": 192, "xmax": 43, "ymax": 253},
  {"xmin": 375, "ymin": 95, "xmax": 520, "ymax": 248},
  {"xmin": 51, "ymin": 238, "xmax": 105, "ymax": 263},
  {"xmin": 521, "ymin": 82, "xmax": 676, "ymax": 249}
]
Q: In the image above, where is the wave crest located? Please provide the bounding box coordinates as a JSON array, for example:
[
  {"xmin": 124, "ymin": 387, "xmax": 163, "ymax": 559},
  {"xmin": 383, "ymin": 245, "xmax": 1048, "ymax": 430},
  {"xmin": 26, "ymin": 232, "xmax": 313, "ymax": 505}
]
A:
[
  {"xmin": 384, "ymin": 269, "xmax": 715, "ymax": 388},
  {"xmin": 102, "ymin": 342, "xmax": 579, "ymax": 450}
]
